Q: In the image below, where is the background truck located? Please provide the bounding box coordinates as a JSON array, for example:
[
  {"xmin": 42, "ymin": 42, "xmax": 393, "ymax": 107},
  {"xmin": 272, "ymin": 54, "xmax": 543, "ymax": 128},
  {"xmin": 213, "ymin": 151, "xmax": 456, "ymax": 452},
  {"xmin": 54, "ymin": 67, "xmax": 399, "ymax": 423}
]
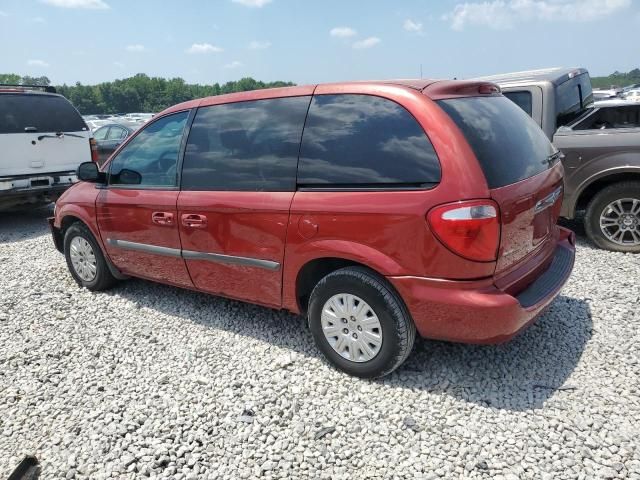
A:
[
  {"xmin": 0, "ymin": 85, "xmax": 94, "ymax": 211},
  {"xmin": 478, "ymin": 68, "xmax": 640, "ymax": 253}
]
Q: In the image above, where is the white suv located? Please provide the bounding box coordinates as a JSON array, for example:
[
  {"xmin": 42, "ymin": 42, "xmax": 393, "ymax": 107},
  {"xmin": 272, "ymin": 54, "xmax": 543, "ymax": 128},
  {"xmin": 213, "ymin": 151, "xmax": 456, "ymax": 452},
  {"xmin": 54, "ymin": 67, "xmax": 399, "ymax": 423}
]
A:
[{"xmin": 0, "ymin": 85, "xmax": 93, "ymax": 210}]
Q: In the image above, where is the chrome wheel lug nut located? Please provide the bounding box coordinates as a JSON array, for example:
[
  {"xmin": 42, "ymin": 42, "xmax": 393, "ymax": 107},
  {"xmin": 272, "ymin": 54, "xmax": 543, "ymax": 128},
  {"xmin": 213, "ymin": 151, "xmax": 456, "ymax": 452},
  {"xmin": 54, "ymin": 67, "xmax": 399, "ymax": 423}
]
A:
[{"xmin": 342, "ymin": 328, "xmax": 348, "ymax": 334}]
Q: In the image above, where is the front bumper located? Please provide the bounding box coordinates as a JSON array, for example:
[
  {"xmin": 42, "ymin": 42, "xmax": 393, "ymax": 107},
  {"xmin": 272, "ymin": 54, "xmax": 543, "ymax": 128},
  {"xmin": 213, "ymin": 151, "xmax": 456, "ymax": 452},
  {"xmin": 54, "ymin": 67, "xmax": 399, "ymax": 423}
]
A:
[
  {"xmin": 48, "ymin": 217, "xmax": 64, "ymax": 253},
  {"xmin": 389, "ymin": 227, "xmax": 576, "ymax": 344}
]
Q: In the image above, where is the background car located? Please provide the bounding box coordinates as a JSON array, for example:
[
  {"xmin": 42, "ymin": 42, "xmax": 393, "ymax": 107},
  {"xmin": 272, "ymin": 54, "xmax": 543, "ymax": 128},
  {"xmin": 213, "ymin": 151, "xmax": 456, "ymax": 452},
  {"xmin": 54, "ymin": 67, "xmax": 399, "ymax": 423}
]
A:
[
  {"xmin": 91, "ymin": 122, "xmax": 137, "ymax": 165},
  {"xmin": 624, "ymin": 89, "xmax": 640, "ymax": 102}
]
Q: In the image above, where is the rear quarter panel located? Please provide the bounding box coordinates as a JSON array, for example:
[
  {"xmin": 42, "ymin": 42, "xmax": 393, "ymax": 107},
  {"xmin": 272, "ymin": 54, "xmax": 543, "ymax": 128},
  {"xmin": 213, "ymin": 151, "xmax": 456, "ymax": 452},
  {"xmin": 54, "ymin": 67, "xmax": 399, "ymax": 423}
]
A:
[{"xmin": 282, "ymin": 84, "xmax": 497, "ymax": 313}]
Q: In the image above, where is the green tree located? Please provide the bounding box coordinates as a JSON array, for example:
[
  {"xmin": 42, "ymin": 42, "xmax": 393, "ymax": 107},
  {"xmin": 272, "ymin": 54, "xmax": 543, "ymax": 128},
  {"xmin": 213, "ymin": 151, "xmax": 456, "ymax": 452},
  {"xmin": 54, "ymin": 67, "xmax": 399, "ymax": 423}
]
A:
[{"xmin": 2, "ymin": 73, "xmax": 295, "ymax": 113}]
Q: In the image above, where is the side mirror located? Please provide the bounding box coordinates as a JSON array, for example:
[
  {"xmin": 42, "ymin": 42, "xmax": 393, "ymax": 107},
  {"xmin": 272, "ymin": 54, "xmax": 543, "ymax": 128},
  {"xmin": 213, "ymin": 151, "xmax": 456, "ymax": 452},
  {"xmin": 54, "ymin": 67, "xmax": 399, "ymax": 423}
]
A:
[
  {"xmin": 77, "ymin": 162, "xmax": 100, "ymax": 182},
  {"xmin": 119, "ymin": 168, "xmax": 142, "ymax": 185}
]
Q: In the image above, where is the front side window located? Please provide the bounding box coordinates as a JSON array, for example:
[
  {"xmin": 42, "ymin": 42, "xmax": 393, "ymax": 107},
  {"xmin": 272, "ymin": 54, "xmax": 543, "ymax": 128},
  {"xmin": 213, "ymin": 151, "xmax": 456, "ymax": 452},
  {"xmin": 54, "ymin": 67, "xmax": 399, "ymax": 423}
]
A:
[
  {"xmin": 297, "ymin": 94, "xmax": 441, "ymax": 188},
  {"xmin": 0, "ymin": 94, "xmax": 87, "ymax": 134},
  {"xmin": 181, "ymin": 96, "xmax": 311, "ymax": 191},
  {"xmin": 109, "ymin": 111, "xmax": 188, "ymax": 187}
]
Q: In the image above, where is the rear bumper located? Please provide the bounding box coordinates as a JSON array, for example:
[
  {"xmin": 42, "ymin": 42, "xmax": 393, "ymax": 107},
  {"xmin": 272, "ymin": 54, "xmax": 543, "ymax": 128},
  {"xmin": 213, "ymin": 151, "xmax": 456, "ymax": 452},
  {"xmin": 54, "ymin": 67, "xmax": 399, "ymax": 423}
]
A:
[
  {"xmin": 389, "ymin": 227, "xmax": 576, "ymax": 344},
  {"xmin": 0, "ymin": 172, "xmax": 77, "ymax": 197}
]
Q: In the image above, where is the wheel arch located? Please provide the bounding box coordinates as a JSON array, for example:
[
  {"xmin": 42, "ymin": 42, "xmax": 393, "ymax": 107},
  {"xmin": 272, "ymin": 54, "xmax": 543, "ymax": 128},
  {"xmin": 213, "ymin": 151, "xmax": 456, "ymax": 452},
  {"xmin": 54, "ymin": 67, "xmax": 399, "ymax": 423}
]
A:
[
  {"xmin": 58, "ymin": 212, "xmax": 128, "ymax": 280},
  {"xmin": 291, "ymin": 255, "xmax": 405, "ymax": 316},
  {"xmin": 570, "ymin": 168, "xmax": 640, "ymax": 216}
]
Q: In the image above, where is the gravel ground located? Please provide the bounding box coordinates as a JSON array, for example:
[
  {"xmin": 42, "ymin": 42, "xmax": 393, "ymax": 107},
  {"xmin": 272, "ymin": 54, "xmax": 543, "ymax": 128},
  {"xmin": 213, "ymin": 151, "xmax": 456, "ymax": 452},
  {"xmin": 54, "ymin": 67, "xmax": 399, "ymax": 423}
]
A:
[{"xmin": 0, "ymin": 208, "xmax": 638, "ymax": 480}]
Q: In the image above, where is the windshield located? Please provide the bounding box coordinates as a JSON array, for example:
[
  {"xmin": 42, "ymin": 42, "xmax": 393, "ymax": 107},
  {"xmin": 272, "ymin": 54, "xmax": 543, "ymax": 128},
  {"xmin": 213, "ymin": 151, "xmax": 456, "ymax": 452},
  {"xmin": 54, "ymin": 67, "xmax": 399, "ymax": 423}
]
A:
[
  {"xmin": 438, "ymin": 95, "xmax": 557, "ymax": 189},
  {"xmin": 556, "ymin": 73, "xmax": 594, "ymax": 128}
]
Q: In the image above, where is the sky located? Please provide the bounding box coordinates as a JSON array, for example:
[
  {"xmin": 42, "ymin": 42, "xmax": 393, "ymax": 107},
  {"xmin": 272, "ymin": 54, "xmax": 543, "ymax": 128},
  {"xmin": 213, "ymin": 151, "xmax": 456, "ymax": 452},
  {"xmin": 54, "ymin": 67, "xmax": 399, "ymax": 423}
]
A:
[{"xmin": 0, "ymin": 0, "xmax": 638, "ymax": 86}]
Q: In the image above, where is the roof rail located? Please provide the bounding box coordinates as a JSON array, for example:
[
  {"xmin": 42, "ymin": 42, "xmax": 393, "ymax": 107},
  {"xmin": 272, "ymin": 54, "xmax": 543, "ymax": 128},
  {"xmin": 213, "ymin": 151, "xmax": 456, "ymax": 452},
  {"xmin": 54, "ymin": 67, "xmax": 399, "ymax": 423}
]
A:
[{"xmin": 0, "ymin": 84, "xmax": 56, "ymax": 93}]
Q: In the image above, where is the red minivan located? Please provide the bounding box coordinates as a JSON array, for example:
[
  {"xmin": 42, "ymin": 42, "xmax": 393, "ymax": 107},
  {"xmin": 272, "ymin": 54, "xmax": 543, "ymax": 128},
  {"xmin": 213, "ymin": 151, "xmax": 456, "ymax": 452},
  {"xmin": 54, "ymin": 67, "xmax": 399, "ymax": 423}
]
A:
[{"xmin": 50, "ymin": 80, "xmax": 575, "ymax": 378}]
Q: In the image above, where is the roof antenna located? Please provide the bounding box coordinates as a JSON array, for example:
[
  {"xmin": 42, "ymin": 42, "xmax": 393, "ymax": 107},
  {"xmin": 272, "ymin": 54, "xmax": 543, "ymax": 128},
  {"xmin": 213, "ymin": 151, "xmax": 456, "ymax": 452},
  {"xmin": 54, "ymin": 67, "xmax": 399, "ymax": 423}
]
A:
[{"xmin": 420, "ymin": 64, "xmax": 423, "ymax": 79}]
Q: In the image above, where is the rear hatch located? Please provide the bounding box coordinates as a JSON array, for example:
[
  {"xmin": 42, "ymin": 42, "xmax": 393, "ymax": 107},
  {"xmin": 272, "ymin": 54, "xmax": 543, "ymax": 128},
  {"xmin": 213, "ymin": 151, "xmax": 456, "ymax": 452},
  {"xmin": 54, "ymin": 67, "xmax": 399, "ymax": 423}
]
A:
[
  {"xmin": 0, "ymin": 92, "xmax": 90, "ymax": 177},
  {"xmin": 437, "ymin": 95, "xmax": 563, "ymax": 272}
]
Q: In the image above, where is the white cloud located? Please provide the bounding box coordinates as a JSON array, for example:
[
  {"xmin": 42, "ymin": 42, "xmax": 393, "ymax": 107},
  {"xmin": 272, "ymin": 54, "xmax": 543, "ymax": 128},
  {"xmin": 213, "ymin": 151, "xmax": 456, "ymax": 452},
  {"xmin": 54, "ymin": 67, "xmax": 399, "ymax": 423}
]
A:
[
  {"xmin": 125, "ymin": 44, "xmax": 145, "ymax": 52},
  {"xmin": 232, "ymin": 0, "xmax": 271, "ymax": 7},
  {"xmin": 353, "ymin": 36, "xmax": 381, "ymax": 49},
  {"xmin": 186, "ymin": 43, "xmax": 224, "ymax": 54},
  {"xmin": 445, "ymin": 0, "xmax": 631, "ymax": 30},
  {"xmin": 403, "ymin": 19, "xmax": 423, "ymax": 32},
  {"xmin": 248, "ymin": 40, "xmax": 271, "ymax": 50},
  {"xmin": 113, "ymin": 61, "xmax": 125, "ymax": 68},
  {"xmin": 224, "ymin": 60, "xmax": 243, "ymax": 69},
  {"xmin": 31, "ymin": 16, "xmax": 47, "ymax": 23},
  {"xmin": 330, "ymin": 26, "xmax": 357, "ymax": 38},
  {"xmin": 27, "ymin": 59, "xmax": 50, "ymax": 67},
  {"xmin": 40, "ymin": 0, "xmax": 109, "ymax": 9}
]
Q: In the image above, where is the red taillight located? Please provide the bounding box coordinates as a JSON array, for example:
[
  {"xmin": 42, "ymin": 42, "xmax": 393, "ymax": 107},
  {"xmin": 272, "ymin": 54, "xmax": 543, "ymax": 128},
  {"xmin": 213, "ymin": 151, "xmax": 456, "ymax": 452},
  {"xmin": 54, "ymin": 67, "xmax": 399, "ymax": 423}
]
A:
[
  {"xmin": 90, "ymin": 138, "xmax": 99, "ymax": 163},
  {"xmin": 427, "ymin": 200, "xmax": 500, "ymax": 262}
]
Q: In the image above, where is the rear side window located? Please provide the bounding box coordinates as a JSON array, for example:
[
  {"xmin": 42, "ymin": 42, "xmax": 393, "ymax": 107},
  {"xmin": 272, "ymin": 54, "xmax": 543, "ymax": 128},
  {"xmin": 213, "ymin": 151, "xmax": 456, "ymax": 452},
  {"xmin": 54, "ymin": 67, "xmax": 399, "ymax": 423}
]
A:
[
  {"xmin": 0, "ymin": 94, "xmax": 87, "ymax": 134},
  {"xmin": 503, "ymin": 91, "xmax": 533, "ymax": 116},
  {"xmin": 438, "ymin": 96, "xmax": 556, "ymax": 189},
  {"xmin": 297, "ymin": 94, "xmax": 441, "ymax": 188},
  {"xmin": 181, "ymin": 96, "xmax": 311, "ymax": 191}
]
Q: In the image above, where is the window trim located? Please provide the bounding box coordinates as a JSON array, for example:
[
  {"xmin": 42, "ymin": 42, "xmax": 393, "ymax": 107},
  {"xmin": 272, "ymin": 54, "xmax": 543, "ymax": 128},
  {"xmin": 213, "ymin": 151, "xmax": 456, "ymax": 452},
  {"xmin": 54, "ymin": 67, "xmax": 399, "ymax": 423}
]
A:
[
  {"xmin": 296, "ymin": 92, "xmax": 442, "ymax": 191},
  {"xmin": 105, "ymin": 109, "xmax": 194, "ymax": 191}
]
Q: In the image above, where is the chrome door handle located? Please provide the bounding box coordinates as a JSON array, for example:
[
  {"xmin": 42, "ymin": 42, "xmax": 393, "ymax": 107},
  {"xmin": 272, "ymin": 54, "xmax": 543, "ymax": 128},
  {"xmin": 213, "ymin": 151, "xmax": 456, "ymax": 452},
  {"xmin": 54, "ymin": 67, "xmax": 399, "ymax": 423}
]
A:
[
  {"xmin": 181, "ymin": 214, "xmax": 208, "ymax": 228},
  {"xmin": 152, "ymin": 211, "xmax": 175, "ymax": 226}
]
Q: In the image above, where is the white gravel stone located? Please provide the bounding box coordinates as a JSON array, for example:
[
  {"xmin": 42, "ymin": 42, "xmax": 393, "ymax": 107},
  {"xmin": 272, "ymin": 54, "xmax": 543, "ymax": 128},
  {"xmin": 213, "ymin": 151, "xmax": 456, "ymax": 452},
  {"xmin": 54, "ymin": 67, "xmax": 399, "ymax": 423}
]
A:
[{"xmin": 0, "ymin": 210, "xmax": 639, "ymax": 479}]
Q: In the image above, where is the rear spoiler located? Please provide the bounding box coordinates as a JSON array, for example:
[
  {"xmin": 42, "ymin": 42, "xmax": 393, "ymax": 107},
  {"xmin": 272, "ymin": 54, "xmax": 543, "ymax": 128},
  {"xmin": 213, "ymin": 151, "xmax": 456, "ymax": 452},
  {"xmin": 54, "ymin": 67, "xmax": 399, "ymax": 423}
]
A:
[
  {"xmin": 0, "ymin": 84, "xmax": 56, "ymax": 93},
  {"xmin": 423, "ymin": 80, "xmax": 501, "ymax": 100}
]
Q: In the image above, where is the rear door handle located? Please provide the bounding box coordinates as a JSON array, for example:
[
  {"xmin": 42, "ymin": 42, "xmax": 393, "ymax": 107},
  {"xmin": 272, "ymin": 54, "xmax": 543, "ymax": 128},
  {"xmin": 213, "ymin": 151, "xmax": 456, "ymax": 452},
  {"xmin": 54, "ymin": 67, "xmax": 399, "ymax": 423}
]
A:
[
  {"xmin": 152, "ymin": 211, "xmax": 175, "ymax": 226},
  {"xmin": 181, "ymin": 213, "xmax": 208, "ymax": 228}
]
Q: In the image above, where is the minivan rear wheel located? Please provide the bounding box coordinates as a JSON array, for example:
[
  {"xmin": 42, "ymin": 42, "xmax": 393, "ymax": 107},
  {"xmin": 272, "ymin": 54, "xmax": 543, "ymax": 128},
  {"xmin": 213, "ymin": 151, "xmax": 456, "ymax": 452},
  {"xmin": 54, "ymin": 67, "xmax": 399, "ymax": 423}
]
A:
[
  {"xmin": 64, "ymin": 223, "xmax": 117, "ymax": 291},
  {"xmin": 585, "ymin": 181, "xmax": 640, "ymax": 253},
  {"xmin": 308, "ymin": 267, "xmax": 416, "ymax": 378}
]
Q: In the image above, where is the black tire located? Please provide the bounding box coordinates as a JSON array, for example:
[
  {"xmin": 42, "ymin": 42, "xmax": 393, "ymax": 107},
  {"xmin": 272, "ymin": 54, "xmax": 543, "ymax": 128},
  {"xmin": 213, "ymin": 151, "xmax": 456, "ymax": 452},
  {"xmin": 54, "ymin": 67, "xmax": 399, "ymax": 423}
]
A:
[
  {"xmin": 63, "ymin": 222, "xmax": 117, "ymax": 291},
  {"xmin": 308, "ymin": 266, "xmax": 416, "ymax": 378},
  {"xmin": 584, "ymin": 181, "xmax": 640, "ymax": 253}
]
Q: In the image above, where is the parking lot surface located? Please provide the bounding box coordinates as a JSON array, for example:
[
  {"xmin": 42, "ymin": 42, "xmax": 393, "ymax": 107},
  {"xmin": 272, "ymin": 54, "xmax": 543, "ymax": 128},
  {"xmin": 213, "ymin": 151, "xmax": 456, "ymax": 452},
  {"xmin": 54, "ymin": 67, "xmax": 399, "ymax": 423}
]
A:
[{"xmin": 0, "ymin": 208, "xmax": 638, "ymax": 479}]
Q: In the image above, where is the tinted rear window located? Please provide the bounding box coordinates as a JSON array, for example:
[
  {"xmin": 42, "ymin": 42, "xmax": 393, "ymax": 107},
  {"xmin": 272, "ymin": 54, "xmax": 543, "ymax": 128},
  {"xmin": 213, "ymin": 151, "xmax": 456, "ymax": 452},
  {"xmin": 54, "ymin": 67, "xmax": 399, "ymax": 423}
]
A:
[
  {"xmin": 298, "ymin": 94, "xmax": 441, "ymax": 188},
  {"xmin": 0, "ymin": 94, "xmax": 87, "ymax": 134},
  {"xmin": 438, "ymin": 96, "xmax": 556, "ymax": 189},
  {"xmin": 182, "ymin": 96, "xmax": 310, "ymax": 191},
  {"xmin": 556, "ymin": 73, "xmax": 594, "ymax": 127}
]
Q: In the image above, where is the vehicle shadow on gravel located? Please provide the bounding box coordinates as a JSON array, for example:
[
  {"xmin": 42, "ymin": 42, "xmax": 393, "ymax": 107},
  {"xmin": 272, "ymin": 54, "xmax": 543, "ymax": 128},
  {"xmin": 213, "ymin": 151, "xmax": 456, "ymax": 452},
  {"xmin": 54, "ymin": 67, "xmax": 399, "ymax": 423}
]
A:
[
  {"xmin": 0, "ymin": 205, "xmax": 53, "ymax": 244},
  {"xmin": 391, "ymin": 295, "xmax": 593, "ymax": 411},
  {"xmin": 110, "ymin": 277, "xmax": 591, "ymax": 412}
]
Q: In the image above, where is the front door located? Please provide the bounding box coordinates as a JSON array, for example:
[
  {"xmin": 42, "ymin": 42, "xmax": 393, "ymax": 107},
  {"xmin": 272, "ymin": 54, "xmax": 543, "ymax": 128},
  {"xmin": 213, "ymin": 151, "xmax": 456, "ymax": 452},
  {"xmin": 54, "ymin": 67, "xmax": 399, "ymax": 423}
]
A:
[
  {"xmin": 96, "ymin": 111, "xmax": 193, "ymax": 288},
  {"xmin": 176, "ymin": 95, "xmax": 311, "ymax": 307}
]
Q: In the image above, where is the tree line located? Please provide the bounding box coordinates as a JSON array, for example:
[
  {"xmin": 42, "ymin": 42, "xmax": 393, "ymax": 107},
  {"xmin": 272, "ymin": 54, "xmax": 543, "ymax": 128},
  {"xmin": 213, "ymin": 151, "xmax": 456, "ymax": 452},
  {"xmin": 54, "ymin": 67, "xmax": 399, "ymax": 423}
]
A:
[
  {"xmin": 0, "ymin": 73, "xmax": 295, "ymax": 114},
  {"xmin": 590, "ymin": 68, "xmax": 640, "ymax": 89}
]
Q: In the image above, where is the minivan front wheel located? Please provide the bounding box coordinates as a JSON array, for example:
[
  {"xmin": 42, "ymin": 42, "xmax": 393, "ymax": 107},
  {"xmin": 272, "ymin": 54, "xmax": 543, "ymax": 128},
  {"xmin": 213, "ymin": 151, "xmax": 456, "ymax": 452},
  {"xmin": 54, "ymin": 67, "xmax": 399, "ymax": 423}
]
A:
[
  {"xmin": 585, "ymin": 181, "xmax": 640, "ymax": 253},
  {"xmin": 308, "ymin": 267, "xmax": 416, "ymax": 378},
  {"xmin": 64, "ymin": 223, "xmax": 117, "ymax": 290}
]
